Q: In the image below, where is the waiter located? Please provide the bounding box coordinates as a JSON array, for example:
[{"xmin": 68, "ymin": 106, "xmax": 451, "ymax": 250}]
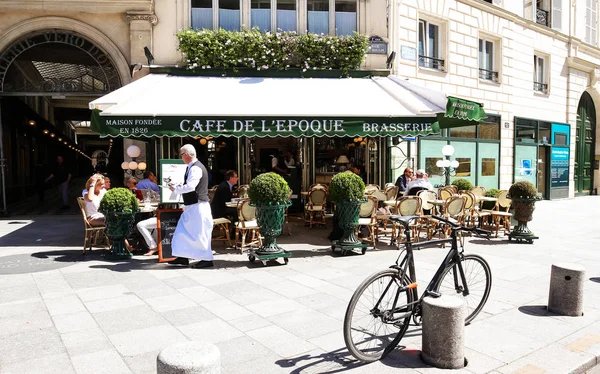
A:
[{"xmin": 168, "ymin": 144, "xmax": 214, "ymax": 268}]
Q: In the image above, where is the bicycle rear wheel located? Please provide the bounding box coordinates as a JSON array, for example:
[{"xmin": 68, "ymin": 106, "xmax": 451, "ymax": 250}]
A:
[
  {"xmin": 343, "ymin": 269, "xmax": 414, "ymax": 362},
  {"xmin": 435, "ymin": 254, "xmax": 492, "ymax": 324}
]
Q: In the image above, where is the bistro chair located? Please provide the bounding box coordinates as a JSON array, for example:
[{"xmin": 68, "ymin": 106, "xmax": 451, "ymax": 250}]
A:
[
  {"xmin": 365, "ymin": 184, "xmax": 380, "ymax": 194},
  {"xmin": 236, "ymin": 184, "xmax": 250, "ymax": 199},
  {"xmin": 439, "ymin": 195, "xmax": 466, "ymax": 246},
  {"xmin": 76, "ymin": 197, "xmax": 109, "ymax": 255},
  {"xmin": 283, "ymin": 188, "xmax": 292, "ymax": 235},
  {"xmin": 309, "ymin": 183, "xmax": 328, "ymax": 191},
  {"xmin": 305, "ymin": 186, "xmax": 328, "ymax": 228},
  {"xmin": 234, "ymin": 199, "xmax": 261, "ymax": 253},
  {"xmin": 384, "ymin": 182, "xmax": 395, "ymax": 189},
  {"xmin": 357, "ymin": 195, "xmax": 378, "ymax": 249},
  {"xmin": 391, "ymin": 196, "xmax": 422, "ymax": 244},
  {"xmin": 208, "ymin": 186, "xmax": 218, "ymax": 203},
  {"xmin": 384, "ymin": 185, "xmax": 399, "ymax": 202},
  {"xmin": 416, "ymin": 190, "xmax": 437, "ymax": 240},
  {"xmin": 460, "ymin": 191, "xmax": 490, "ymax": 228},
  {"xmin": 212, "ymin": 217, "xmax": 232, "ymax": 248},
  {"xmin": 487, "ymin": 190, "xmax": 512, "ymax": 237},
  {"xmin": 470, "ymin": 186, "xmax": 486, "ymax": 197},
  {"xmin": 438, "ymin": 186, "xmax": 454, "ymax": 201}
]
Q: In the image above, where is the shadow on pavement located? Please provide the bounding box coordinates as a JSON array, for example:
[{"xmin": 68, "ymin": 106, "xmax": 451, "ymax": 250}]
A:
[
  {"xmin": 518, "ymin": 305, "xmax": 554, "ymax": 317},
  {"xmin": 0, "ymin": 218, "xmax": 81, "ymax": 247},
  {"xmin": 275, "ymin": 346, "xmax": 368, "ymax": 373},
  {"xmin": 590, "ymin": 277, "xmax": 600, "ymax": 283}
]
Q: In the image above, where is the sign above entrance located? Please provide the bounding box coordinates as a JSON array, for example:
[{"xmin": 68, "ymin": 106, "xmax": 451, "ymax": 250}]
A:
[
  {"xmin": 435, "ymin": 96, "xmax": 487, "ymax": 129},
  {"xmin": 91, "ymin": 110, "xmax": 440, "ymax": 138}
]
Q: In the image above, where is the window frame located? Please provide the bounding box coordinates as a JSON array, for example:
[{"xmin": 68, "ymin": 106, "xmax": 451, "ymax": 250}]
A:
[
  {"xmin": 533, "ymin": 54, "xmax": 549, "ymax": 94},
  {"xmin": 478, "ymin": 36, "xmax": 500, "ymax": 83},
  {"xmin": 418, "ymin": 19, "xmax": 444, "ymax": 71},
  {"xmin": 586, "ymin": 0, "xmax": 598, "ymax": 46}
]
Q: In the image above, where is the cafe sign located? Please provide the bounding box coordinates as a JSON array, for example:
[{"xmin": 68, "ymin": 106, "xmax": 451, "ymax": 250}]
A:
[{"xmin": 92, "ymin": 110, "xmax": 440, "ymax": 138}]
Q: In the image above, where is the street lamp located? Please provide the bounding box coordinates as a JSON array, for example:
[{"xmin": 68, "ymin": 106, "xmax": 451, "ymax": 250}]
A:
[
  {"xmin": 122, "ymin": 145, "xmax": 146, "ymax": 178},
  {"xmin": 436, "ymin": 145, "xmax": 460, "ymax": 186}
]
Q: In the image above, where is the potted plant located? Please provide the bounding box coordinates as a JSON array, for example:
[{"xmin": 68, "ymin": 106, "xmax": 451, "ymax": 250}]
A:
[
  {"xmin": 99, "ymin": 187, "xmax": 139, "ymax": 260},
  {"xmin": 482, "ymin": 188, "xmax": 501, "ymax": 210},
  {"xmin": 329, "ymin": 171, "xmax": 366, "ymax": 254},
  {"xmin": 507, "ymin": 181, "xmax": 540, "ymax": 243},
  {"xmin": 451, "ymin": 178, "xmax": 473, "ymax": 192},
  {"xmin": 249, "ymin": 172, "xmax": 291, "ymax": 255}
]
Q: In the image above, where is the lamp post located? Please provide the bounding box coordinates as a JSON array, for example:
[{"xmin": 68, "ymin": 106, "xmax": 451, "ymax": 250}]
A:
[
  {"xmin": 436, "ymin": 145, "xmax": 459, "ymax": 186},
  {"xmin": 121, "ymin": 145, "xmax": 146, "ymax": 178}
]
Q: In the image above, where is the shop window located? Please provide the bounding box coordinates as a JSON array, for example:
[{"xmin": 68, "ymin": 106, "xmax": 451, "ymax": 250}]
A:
[
  {"xmin": 252, "ymin": 0, "xmax": 271, "ymax": 31},
  {"xmin": 450, "ymin": 125, "xmax": 476, "ymax": 139},
  {"xmin": 455, "ymin": 158, "xmax": 471, "ymax": 177},
  {"xmin": 418, "ymin": 20, "xmax": 444, "ymax": 71},
  {"xmin": 482, "ymin": 158, "xmax": 496, "ymax": 176},
  {"xmin": 335, "ymin": 0, "xmax": 357, "ymax": 36},
  {"xmin": 586, "ymin": 0, "xmax": 598, "ymax": 46},
  {"xmin": 515, "ymin": 118, "xmax": 537, "ymax": 143},
  {"xmin": 192, "ymin": 0, "xmax": 213, "ymax": 29},
  {"xmin": 308, "ymin": 0, "xmax": 329, "ymax": 34},
  {"xmin": 219, "ymin": 0, "xmax": 241, "ymax": 30},
  {"xmin": 479, "ymin": 115, "xmax": 500, "ymax": 140},
  {"xmin": 555, "ymin": 132, "xmax": 567, "ymax": 146},
  {"xmin": 534, "ymin": 54, "xmax": 548, "ymax": 93},
  {"xmin": 478, "ymin": 38, "xmax": 499, "ymax": 82},
  {"xmin": 539, "ymin": 121, "xmax": 551, "ymax": 144},
  {"xmin": 277, "ymin": 0, "xmax": 297, "ymax": 31},
  {"xmin": 425, "ymin": 157, "xmax": 443, "ymax": 176}
]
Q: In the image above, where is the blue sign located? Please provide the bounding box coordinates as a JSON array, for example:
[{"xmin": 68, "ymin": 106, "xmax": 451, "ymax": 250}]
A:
[{"xmin": 551, "ymin": 147, "xmax": 569, "ymax": 188}]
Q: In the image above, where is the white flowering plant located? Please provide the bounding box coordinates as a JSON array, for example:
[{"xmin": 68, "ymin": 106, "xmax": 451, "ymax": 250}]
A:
[{"xmin": 177, "ymin": 28, "xmax": 368, "ymax": 75}]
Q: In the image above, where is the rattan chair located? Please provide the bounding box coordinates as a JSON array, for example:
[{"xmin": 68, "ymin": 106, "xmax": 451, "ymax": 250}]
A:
[
  {"xmin": 305, "ymin": 187, "xmax": 328, "ymax": 228},
  {"xmin": 384, "ymin": 185, "xmax": 399, "ymax": 201},
  {"xmin": 487, "ymin": 190, "xmax": 512, "ymax": 237},
  {"xmin": 438, "ymin": 186, "xmax": 454, "ymax": 200},
  {"xmin": 236, "ymin": 184, "xmax": 250, "ymax": 199},
  {"xmin": 416, "ymin": 190, "xmax": 437, "ymax": 240},
  {"xmin": 76, "ymin": 197, "xmax": 109, "ymax": 255},
  {"xmin": 391, "ymin": 196, "xmax": 422, "ymax": 244},
  {"xmin": 234, "ymin": 199, "xmax": 261, "ymax": 253},
  {"xmin": 439, "ymin": 195, "xmax": 466, "ymax": 246},
  {"xmin": 470, "ymin": 186, "xmax": 486, "ymax": 197},
  {"xmin": 212, "ymin": 217, "xmax": 232, "ymax": 247},
  {"xmin": 358, "ymin": 195, "xmax": 378, "ymax": 249}
]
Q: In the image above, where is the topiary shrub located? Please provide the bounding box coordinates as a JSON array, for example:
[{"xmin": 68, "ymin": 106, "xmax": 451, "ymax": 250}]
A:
[
  {"xmin": 329, "ymin": 171, "xmax": 365, "ymax": 202},
  {"xmin": 508, "ymin": 181, "xmax": 539, "ymax": 200},
  {"xmin": 485, "ymin": 188, "xmax": 501, "ymax": 198},
  {"xmin": 99, "ymin": 187, "xmax": 139, "ymax": 214},
  {"xmin": 451, "ymin": 178, "xmax": 473, "ymax": 192},
  {"xmin": 249, "ymin": 172, "xmax": 290, "ymax": 206}
]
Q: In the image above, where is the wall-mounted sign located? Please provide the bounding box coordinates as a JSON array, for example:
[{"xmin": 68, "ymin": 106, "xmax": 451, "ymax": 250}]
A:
[
  {"xmin": 368, "ymin": 35, "xmax": 387, "ymax": 54},
  {"xmin": 401, "ymin": 46, "xmax": 417, "ymax": 61},
  {"xmin": 550, "ymin": 147, "xmax": 569, "ymax": 188}
]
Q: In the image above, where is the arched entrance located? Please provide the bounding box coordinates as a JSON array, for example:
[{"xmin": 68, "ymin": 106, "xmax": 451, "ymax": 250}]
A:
[{"xmin": 575, "ymin": 92, "xmax": 596, "ymax": 195}]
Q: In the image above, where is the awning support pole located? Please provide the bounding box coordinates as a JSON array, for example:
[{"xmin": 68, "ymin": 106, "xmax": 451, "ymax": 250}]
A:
[{"xmin": 0, "ymin": 98, "xmax": 8, "ymax": 216}]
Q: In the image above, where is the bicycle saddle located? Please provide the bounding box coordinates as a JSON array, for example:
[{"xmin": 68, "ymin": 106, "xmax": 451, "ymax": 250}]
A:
[{"xmin": 389, "ymin": 215, "xmax": 420, "ymax": 227}]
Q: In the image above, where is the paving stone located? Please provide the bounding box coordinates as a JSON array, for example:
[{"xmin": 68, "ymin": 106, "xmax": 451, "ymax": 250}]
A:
[
  {"xmin": 208, "ymin": 280, "xmax": 283, "ymax": 306},
  {"xmin": 129, "ymin": 282, "xmax": 179, "ymax": 300},
  {"xmin": 201, "ymin": 298, "xmax": 254, "ymax": 321},
  {"xmin": 145, "ymin": 293, "xmax": 197, "ymax": 312},
  {"xmin": 185, "ymin": 269, "xmax": 243, "ymax": 286},
  {"xmin": 0, "ymin": 352, "xmax": 75, "ymax": 374},
  {"xmin": 262, "ymin": 279, "xmax": 321, "ymax": 298},
  {"xmin": 63, "ymin": 271, "xmax": 121, "ymax": 289},
  {"xmin": 0, "ymin": 284, "xmax": 40, "ymax": 304},
  {"xmin": 308, "ymin": 330, "xmax": 347, "ymax": 353},
  {"xmin": 71, "ymin": 349, "xmax": 132, "ymax": 374},
  {"xmin": 0, "ymin": 327, "xmax": 65, "ymax": 365},
  {"xmin": 76, "ymin": 284, "xmax": 131, "ymax": 302},
  {"xmin": 0, "ymin": 310, "xmax": 54, "ymax": 336},
  {"xmin": 178, "ymin": 285, "xmax": 225, "ymax": 304},
  {"xmin": 161, "ymin": 275, "xmax": 201, "ymax": 289},
  {"xmin": 33, "ymin": 270, "xmax": 73, "ymax": 295},
  {"xmin": 295, "ymin": 292, "xmax": 346, "ymax": 310},
  {"xmin": 52, "ymin": 311, "xmax": 98, "ymax": 333},
  {"xmin": 44, "ymin": 293, "xmax": 86, "ymax": 316},
  {"xmin": 122, "ymin": 350, "xmax": 160, "ymax": 374},
  {"xmin": 215, "ymin": 335, "xmax": 274, "ymax": 367},
  {"xmin": 495, "ymin": 343, "xmax": 596, "ymax": 374},
  {"xmin": 0, "ymin": 273, "xmax": 35, "ymax": 288},
  {"xmin": 267, "ymin": 308, "xmax": 341, "ymax": 340},
  {"xmin": 178, "ymin": 318, "xmax": 244, "ymax": 343},
  {"xmin": 223, "ymin": 352, "xmax": 289, "ymax": 373},
  {"xmin": 246, "ymin": 325, "xmax": 317, "ymax": 358},
  {"xmin": 159, "ymin": 305, "xmax": 217, "ymax": 326},
  {"xmin": 85, "ymin": 294, "xmax": 145, "ymax": 313},
  {"xmin": 228, "ymin": 313, "xmax": 273, "ymax": 332},
  {"xmin": 0, "ymin": 299, "xmax": 46, "ymax": 317},
  {"xmin": 93, "ymin": 304, "xmax": 169, "ymax": 335},
  {"xmin": 61, "ymin": 327, "xmax": 114, "ymax": 356},
  {"xmin": 109, "ymin": 324, "xmax": 188, "ymax": 356},
  {"xmin": 245, "ymin": 298, "xmax": 307, "ymax": 317}
]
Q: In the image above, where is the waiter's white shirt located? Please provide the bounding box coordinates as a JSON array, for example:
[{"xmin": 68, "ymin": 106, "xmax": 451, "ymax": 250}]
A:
[{"xmin": 174, "ymin": 158, "xmax": 202, "ymax": 195}]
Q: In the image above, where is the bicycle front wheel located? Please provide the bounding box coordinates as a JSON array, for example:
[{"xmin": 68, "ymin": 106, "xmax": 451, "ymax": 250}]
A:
[
  {"xmin": 435, "ymin": 254, "xmax": 492, "ymax": 324},
  {"xmin": 343, "ymin": 269, "xmax": 415, "ymax": 362}
]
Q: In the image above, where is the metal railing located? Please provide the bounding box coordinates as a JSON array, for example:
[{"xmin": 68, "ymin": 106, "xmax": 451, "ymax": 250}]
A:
[
  {"xmin": 479, "ymin": 68, "xmax": 499, "ymax": 82},
  {"xmin": 536, "ymin": 8, "xmax": 549, "ymax": 27},
  {"xmin": 418, "ymin": 56, "xmax": 445, "ymax": 71},
  {"xmin": 533, "ymin": 82, "xmax": 548, "ymax": 93}
]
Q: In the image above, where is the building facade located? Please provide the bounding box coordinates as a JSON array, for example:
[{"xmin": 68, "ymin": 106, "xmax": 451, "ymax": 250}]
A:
[{"xmin": 390, "ymin": 0, "xmax": 600, "ymax": 198}]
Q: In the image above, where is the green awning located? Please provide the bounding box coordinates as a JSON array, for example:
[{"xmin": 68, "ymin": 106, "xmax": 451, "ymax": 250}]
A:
[{"xmin": 435, "ymin": 96, "xmax": 487, "ymax": 129}]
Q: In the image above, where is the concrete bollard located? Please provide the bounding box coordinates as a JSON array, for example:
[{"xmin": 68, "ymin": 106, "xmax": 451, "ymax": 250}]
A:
[
  {"xmin": 548, "ymin": 263, "xmax": 586, "ymax": 316},
  {"xmin": 157, "ymin": 342, "xmax": 221, "ymax": 374},
  {"xmin": 421, "ymin": 295, "xmax": 466, "ymax": 369}
]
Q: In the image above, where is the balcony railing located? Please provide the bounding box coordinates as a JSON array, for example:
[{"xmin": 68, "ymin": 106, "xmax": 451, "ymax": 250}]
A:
[
  {"xmin": 479, "ymin": 68, "xmax": 499, "ymax": 82},
  {"xmin": 536, "ymin": 8, "xmax": 549, "ymax": 27},
  {"xmin": 534, "ymin": 82, "xmax": 548, "ymax": 93},
  {"xmin": 418, "ymin": 56, "xmax": 445, "ymax": 71}
]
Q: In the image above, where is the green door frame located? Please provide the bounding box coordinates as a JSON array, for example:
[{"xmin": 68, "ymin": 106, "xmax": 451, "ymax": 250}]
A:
[{"xmin": 575, "ymin": 92, "xmax": 596, "ymax": 195}]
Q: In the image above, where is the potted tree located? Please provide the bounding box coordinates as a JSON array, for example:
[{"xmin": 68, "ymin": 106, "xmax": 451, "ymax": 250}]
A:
[
  {"xmin": 99, "ymin": 187, "xmax": 139, "ymax": 260},
  {"xmin": 507, "ymin": 181, "xmax": 540, "ymax": 243},
  {"xmin": 248, "ymin": 172, "xmax": 291, "ymax": 262},
  {"xmin": 451, "ymin": 178, "xmax": 473, "ymax": 192},
  {"xmin": 329, "ymin": 171, "xmax": 366, "ymax": 255}
]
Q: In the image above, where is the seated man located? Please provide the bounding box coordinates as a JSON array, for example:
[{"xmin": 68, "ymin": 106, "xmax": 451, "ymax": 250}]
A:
[
  {"xmin": 137, "ymin": 171, "xmax": 160, "ymax": 192},
  {"xmin": 404, "ymin": 169, "xmax": 433, "ymax": 196},
  {"xmin": 210, "ymin": 170, "xmax": 239, "ymax": 226},
  {"xmin": 126, "ymin": 177, "xmax": 144, "ymax": 200}
]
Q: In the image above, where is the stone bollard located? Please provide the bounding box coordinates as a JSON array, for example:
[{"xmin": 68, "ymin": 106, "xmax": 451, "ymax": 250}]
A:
[
  {"xmin": 157, "ymin": 342, "xmax": 221, "ymax": 374},
  {"xmin": 548, "ymin": 263, "xmax": 586, "ymax": 316},
  {"xmin": 421, "ymin": 295, "xmax": 466, "ymax": 369}
]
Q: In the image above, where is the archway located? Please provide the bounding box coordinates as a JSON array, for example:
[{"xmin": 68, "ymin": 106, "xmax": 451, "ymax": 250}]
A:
[{"xmin": 575, "ymin": 92, "xmax": 596, "ymax": 195}]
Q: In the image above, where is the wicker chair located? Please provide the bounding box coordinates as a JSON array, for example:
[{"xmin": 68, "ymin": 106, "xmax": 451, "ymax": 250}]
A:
[
  {"xmin": 236, "ymin": 184, "xmax": 250, "ymax": 199},
  {"xmin": 76, "ymin": 197, "xmax": 109, "ymax": 255},
  {"xmin": 416, "ymin": 190, "xmax": 437, "ymax": 240},
  {"xmin": 439, "ymin": 195, "xmax": 466, "ymax": 246},
  {"xmin": 305, "ymin": 186, "xmax": 328, "ymax": 228},
  {"xmin": 234, "ymin": 199, "xmax": 261, "ymax": 253},
  {"xmin": 391, "ymin": 196, "xmax": 422, "ymax": 244},
  {"xmin": 212, "ymin": 217, "xmax": 232, "ymax": 247},
  {"xmin": 486, "ymin": 190, "xmax": 512, "ymax": 237},
  {"xmin": 358, "ymin": 195, "xmax": 378, "ymax": 249},
  {"xmin": 470, "ymin": 186, "xmax": 486, "ymax": 197}
]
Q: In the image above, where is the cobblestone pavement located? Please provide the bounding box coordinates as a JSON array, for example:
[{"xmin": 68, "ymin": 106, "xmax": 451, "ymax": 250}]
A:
[{"xmin": 0, "ymin": 197, "xmax": 599, "ymax": 373}]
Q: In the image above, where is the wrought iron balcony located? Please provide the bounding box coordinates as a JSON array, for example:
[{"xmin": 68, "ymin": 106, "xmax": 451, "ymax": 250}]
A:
[
  {"xmin": 534, "ymin": 82, "xmax": 548, "ymax": 93},
  {"xmin": 418, "ymin": 56, "xmax": 445, "ymax": 71},
  {"xmin": 536, "ymin": 8, "xmax": 549, "ymax": 27},
  {"xmin": 479, "ymin": 68, "xmax": 499, "ymax": 82}
]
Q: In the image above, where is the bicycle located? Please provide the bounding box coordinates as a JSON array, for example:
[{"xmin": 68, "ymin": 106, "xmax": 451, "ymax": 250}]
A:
[{"xmin": 343, "ymin": 214, "xmax": 492, "ymax": 363}]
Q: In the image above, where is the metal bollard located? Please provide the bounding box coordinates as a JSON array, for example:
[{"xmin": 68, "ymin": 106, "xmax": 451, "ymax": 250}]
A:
[
  {"xmin": 548, "ymin": 263, "xmax": 585, "ymax": 316},
  {"xmin": 421, "ymin": 295, "xmax": 466, "ymax": 369},
  {"xmin": 157, "ymin": 342, "xmax": 221, "ymax": 374}
]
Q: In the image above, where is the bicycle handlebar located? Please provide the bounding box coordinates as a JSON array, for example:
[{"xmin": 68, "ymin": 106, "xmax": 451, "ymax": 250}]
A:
[{"xmin": 430, "ymin": 215, "xmax": 491, "ymax": 239}]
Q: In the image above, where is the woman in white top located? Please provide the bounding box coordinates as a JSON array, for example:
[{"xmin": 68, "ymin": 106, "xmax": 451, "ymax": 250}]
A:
[{"xmin": 83, "ymin": 174, "xmax": 106, "ymax": 227}]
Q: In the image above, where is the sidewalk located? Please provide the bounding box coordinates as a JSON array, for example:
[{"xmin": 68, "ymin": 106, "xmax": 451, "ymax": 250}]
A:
[{"xmin": 0, "ymin": 197, "xmax": 599, "ymax": 373}]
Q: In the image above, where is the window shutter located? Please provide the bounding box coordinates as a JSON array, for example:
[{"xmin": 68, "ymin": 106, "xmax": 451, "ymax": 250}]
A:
[{"xmin": 552, "ymin": 0, "xmax": 562, "ymax": 30}]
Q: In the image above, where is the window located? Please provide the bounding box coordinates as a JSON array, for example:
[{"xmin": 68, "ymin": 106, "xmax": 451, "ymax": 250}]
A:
[
  {"xmin": 478, "ymin": 38, "xmax": 498, "ymax": 82},
  {"xmin": 277, "ymin": 0, "xmax": 297, "ymax": 31},
  {"xmin": 552, "ymin": 0, "xmax": 562, "ymax": 30},
  {"xmin": 536, "ymin": 0, "xmax": 549, "ymax": 26},
  {"xmin": 219, "ymin": 0, "xmax": 241, "ymax": 30},
  {"xmin": 418, "ymin": 20, "xmax": 444, "ymax": 70},
  {"xmin": 515, "ymin": 118, "xmax": 538, "ymax": 143},
  {"xmin": 449, "ymin": 115, "xmax": 500, "ymax": 140},
  {"xmin": 586, "ymin": 0, "xmax": 598, "ymax": 46},
  {"xmin": 192, "ymin": 0, "xmax": 213, "ymax": 30},
  {"xmin": 308, "ymin": 0, "xmax": 329, "ymax": 34},
  {"xmin": 482, "ymin": 158, "xmax": 496, "ymax": 176},
  {"xmin": 534, "ymin": 55, "xmax": 548, "ymax": 93},
  {"xmin": 252, "ymin": 0, "xmax": 271, "ymax": 31},
  {"xmin": 335, "ymin": 0, "xmax": 357, "ymax": 36}
]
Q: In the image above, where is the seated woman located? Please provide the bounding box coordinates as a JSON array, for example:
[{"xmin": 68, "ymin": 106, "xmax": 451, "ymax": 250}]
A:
[{"xmin": 83, "ymin": 174, "xmax": 106, "ymax": 227}]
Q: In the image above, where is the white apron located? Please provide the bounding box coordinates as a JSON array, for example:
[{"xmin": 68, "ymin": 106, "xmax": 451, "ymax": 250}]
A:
[{"xmin": 172, "ymin": 201, "xmax": 213, "ymax": 261}]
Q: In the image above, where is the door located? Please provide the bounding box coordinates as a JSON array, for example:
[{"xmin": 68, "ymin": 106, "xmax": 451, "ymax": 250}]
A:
[
  {"xmin": 575, "ymin": 92, "xmax": 596, "ymax": 194},
  {"xmin": 537, "ymin": 145, "xmax": 550, "ymax": 199}
]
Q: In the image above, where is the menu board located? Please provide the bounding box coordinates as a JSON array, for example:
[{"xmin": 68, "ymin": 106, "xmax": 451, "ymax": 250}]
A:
[
  {"xmin": 156, "ymin": 209, "xmax": 183, "ymax": 262},
  {"xmin": 159, "ymin": 159, "xmax": 187, "ymax": 203}
]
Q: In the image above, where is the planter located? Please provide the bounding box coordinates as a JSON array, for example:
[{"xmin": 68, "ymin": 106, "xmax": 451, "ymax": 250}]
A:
[
  {"xmin": 104, "ymin": 211, "xmax": 136, "ymax": 260},
  {"xmin": 335, "ymin": 200, "xmax": 364, "ymax": 247},
  {"xmin": 508, "ymin": 198, "xmax": 539, "ymax": 243},
  {"xmin": 255, "ymin": 202, "xmax": 290, "ymax": 254}
]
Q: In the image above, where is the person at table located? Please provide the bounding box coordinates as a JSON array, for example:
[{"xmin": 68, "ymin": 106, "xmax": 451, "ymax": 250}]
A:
[
  {"xmin": 404, "ymin": 169, "xmax": 433, "ymax": 196},
  {"xmin": 168, "ymin": 144, "xmax": 214, "ymax": 268},
  {"xmin": 126, "ymin": 177, "xmax": 144, "ymax": 200},
  {"xmin": 395, "ymin": 168, "xmax": 414, "ymax": 196},
  {"xmin": 284, "ymin": 151, "xmax": 295, "ymax": 168},
  {"xmin": 83, "ymin": 174, "xmax": 107, "ymax": 227},
  {"xmin": 211, "ymin": 170, "xmax": 239, "ymax": 227},
  {"xmin": 125, "ymin": 217, "xmax": 159, "ymax": 256},
  {"xmin": 271, "ymin": 152, "xmax": 289, "ymax": 176},
  {"xmin": 137, "ymin": 171, "xmax": 160, "ymax": 193}
]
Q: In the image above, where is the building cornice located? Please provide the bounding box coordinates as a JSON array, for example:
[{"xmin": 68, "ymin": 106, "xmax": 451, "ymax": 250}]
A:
[
  {"xmin": 125, "ymin": 11, "xmax": 158, "ymax": 25},
  {"xmin": 0, "ymin": 1, "xmax": 153, "ymax": 13}
]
